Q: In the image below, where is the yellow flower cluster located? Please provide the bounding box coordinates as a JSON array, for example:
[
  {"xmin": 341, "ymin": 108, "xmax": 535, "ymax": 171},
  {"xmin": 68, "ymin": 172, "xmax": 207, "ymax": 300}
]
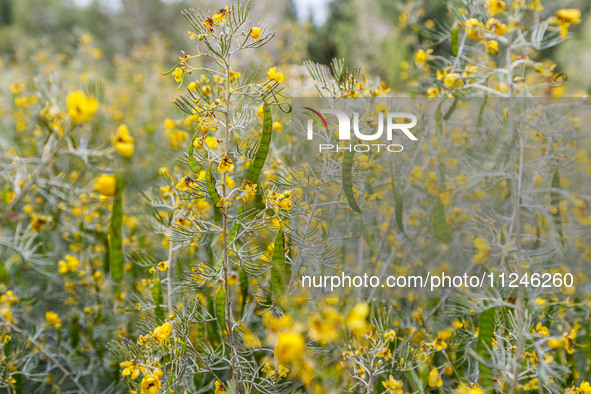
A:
[
  {"xmin": 202, "ymin": 6, "xmax": 231, "ymax": 34},
  {"xmin": 58, "ymin": 254, "xmax": 80, "ymax": 274},
  {"xmin": 267, "ymin": 66, "xmax": 285, "ymax": 83},
  {"xmin": 0, "ymin": 288, "xmax": 18, "ymax": 324},
  {"xmin": 137, "ymin": 322, "xmax": 173, "ymax": 346},
  {"xmin": 120, "ymin": 360, "xmax": 143, "ymax": 380},
  {"xmin": 382, "ymin": 374, "xmax": 404, "ymax": 393},
  {"xmin": 66, "ymin": 90, "xmax": 99, "ymax": 123},
  {"xmin": 266, "ymin": 190, "xmax": 291, "ymax": 211},
  {"xmin": 45, "ymin": 311, "xmax": 62, "ymax": 329},
  {"xmin": 465, "ymin": 16, "xmax": 507, "ymax": 56},
  {"xmin": 552, "ymin": 9, "xmax": 581, "ymax": 39}
]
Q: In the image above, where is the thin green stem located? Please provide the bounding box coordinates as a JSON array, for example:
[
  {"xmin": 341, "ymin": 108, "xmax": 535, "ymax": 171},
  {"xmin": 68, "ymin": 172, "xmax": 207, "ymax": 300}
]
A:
[{"xmin": 222, "ymin": 38, "xmax": 239, "ymax": 391}]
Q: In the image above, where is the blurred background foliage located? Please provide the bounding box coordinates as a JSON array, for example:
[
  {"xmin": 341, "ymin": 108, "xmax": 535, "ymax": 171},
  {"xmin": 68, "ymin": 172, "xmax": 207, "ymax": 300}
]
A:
[{"xmin": 1, "ymin": 0, "xmax": 590, "ymax": 93}]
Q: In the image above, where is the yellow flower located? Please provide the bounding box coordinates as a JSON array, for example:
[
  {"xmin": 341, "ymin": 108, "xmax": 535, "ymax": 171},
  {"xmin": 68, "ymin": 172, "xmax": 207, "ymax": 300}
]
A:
[
  {"xmin": 215, "ymin": 380, "xmax": 227, "ymax": 394},
  {"xmin": 444, "ymin": 73, "xmax": 463, "ymax": 89},
  {"xmin": 30, "ymin": 213, "xmax": 52, "ymax": 231},
  {"xmin": 572, "ymin": 197, "xmax": 591, "ymax": 225},
  {"xmin": 563, "ymin": 325, "xmax": 578, "ymax": 355},
  {"xmin": 384, "ymin": 329, "xmax": 397, "ymax": 342},
  {"xmin": 415, "ymin": 49, "xmax": 432, "ymax": 65},
  {"xmin": 194, "ymin": 136, "xmax": 219, "ymax": 150},
  {"xmin": 486, "ymin": 18, "xmax": 507, "ymax": 35},
  {"xmin": 429, "ymin": 367, "xmax": 443, "ymax": 387},
  {"xmin": 488, "ymin": 0, "xmax": 506, "ymax": 15},
  {"xmin": 212, "ymin": 7, "xmax": 229, "ymax": 23},
  {"xmin": 172, "ymin": 67, "xmax": 185, "ymax": 83},
  {"xmin": 164, "ymin": 118, "xmax": 176, "ymax": 130},
  {"xmin": 579, "ymin": 381, "xmax": 591, "ymax": 393},
  {"xmin": 176, "ymin": 176, "xmax": 195, "ymax": 191},
  {"xmin": 547, "ymin": 337, "xmax": 563, "ymax": 349},
  {"xmin": 152, "ymin": 322, "xmax": 173, "ymax": 344},
  {"xmin": 465, "ymin": 18, "xmax": 484, "ymax": 40},
  {"xmin": 427, "ymin": 87, "xmax": 440, "ymax": 97},
  {"xmin": 472, "ymin": 237, "xmax": 491, "ymax": 264},
  {"xmin": 382, "ymin": 375, "xmax": 404, "ymax": 393},
  {"xmin": 375, "ymin": 103, "xmax": 388, "ymax": 114},
  {"xmin": 203, "ymin": 17, "xmax": 215, "ymax": 32},
  {"xmin": 346, "ymin": 302, "xmax": 370, "ymax": 332},
  {"xmin": 195, "ymin": 199, "xmax": 210, "ymax": 212},
  {"xmin": 249, "ymin": 27, "xmax": 261, "ymax": 40},
  {"xmin": 66, "ymin": 90, "xmax": 99, "ymax": 123},
  {"xmin": 140, "ymin": 374, "xmax": 161, "ymax": 394},
  {"xmin": 484, "ymin": 39, "xmax": 499, "ymax": 55},
  {"xmin": 157, "ymin": 261, "xmax": 168, "ymax": 272},
  {"xmin": 0, "ymin": 308, "xmax": 13, "ymax": 323},
  {"xmin": 278, "ymin": 193, "xmax": 292, "ymax": 210},
  {"xmin": 555, "ymin": 9, "xmax": 581, "ymax": 25},
  {"xmin": 267, "ymin": 66, "xmax": 285, "ymax": 83},
  {"xmin": 242, "ymin": 180, "xmax": 257, "ymax": 196},
  {"xmin": 45, "ymin": 311, "xmax": 62, "ymax": 329},
  {"xmin": 272, "ymin": 121, "xmax": 283, "ymax": 132},
  {"xmin": 120, "ymin": 360, "xmax": 142, "ymax": 380},
  {"xmin": 535, "ymin": 322, "xmax": 549, "ymax": 337},
  {"xmin": 308, "ymin": 315, "xmax": 340, "ymax": 345},
  {"xmin": 216, "ymin": 196, "xmax": 231, "ymax": 209},
  {"xmin": 552, "ymin": 9, "xmax": 581, "ymax": 39},
  {"xmin": 263, "ymin": 313, "xmax": 293, "ymax": 332},
  {"xmin": 439, "ymin": 190, "xmax": 452, "ymax": 207},
  {"xmin": 275, "ymin": 331, "xmax": 305, "ymax": 363},
  {"xmin": 377, "ymin": 347, "xmax": 392, "ymax": 359},
  {"xmin": 453, "ymin": 383, "xmax": 485, "ymax": 394},
  {"xmin": 230, "ymin": 70, "xmax": 241, "ymax": 80},
  {"xmin": 112, "ymin": 124, "xmax": 135, "ymax": 157},
  {"xmin": 411, "ymin": 166, "xmax": 423, "ymax": 180},
  {"xmin": 529, "ymin": 0, "xmax": 543, "ymax": 11},
  {"xmin": 160, "ymin": 186, "xmax": 172, "ymax": 198},
  {"xmin": 94, "ymin": 174, "xmax": 117, "ymax": 197},
  {"xmin": 218, "ymin": 156, "xmax": 234, "ymax": 173},
  {"xmin": 431, "ymin": 335, "xmax": 448, "ymax": 351}
]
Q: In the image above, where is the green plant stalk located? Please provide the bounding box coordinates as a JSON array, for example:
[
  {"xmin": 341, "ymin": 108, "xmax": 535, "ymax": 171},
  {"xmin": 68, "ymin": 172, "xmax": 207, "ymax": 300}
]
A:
[
  {"xmin": 109, "ymin": 173, "xmax": 124, "ymax": 283},
  {"xmin": 222, "ymin": 45, "xmax": 239, "ymax": 391},
  {"xmin": 505, "ymin": 31, "xmax": 526, "ymax": 391},
  {"xmin": 213, "ymin": 101, "xmax": 272, "ymax": 270},
  {"xmin": 166, "ymin": 194, "xmax": 177, "ymax": 316}
]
